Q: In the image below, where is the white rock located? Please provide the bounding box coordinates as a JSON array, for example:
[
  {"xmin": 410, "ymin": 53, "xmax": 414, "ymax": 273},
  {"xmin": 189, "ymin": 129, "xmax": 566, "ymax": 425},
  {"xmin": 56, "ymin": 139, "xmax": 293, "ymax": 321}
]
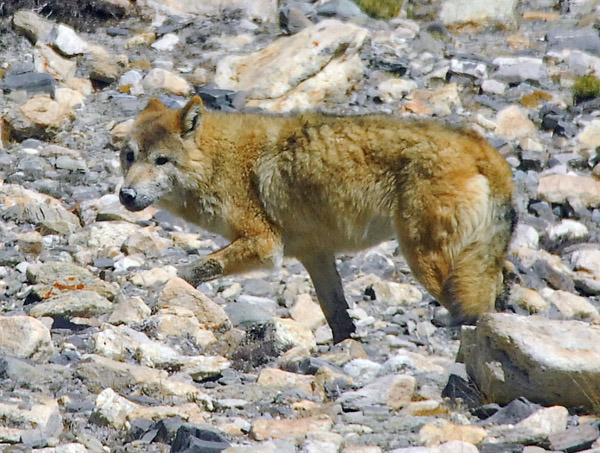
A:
[
  {"xmin": 571, "ymin": 248, "xmax": 600, "ymax": 278},
  {"xmin": 547, "ymin": 219, "xmax": 588, "ymax": 241},
  {"xmin": 151, "ymin": 33, "xmax": 179, "ymax": 51},
  {"xmin": 343, "ymin": 359, "xmax": 382, "ymax": 386},
  {"xmin": 28, "ymin": 290, "xmax": 113, "ymax": 319},
  {"xmin": 91, "ymin": 388, "xmax": 140, "ymax": 429},
  {"xmin": 94, "ymin": 324, "xmax": 183, "ymax": 368},
  {"xmin": 0, "ymin": 394, "xmax": 62, "ymax": 443},
  {"xmin": 34, "ymin": 43, "xmax": 77, "ymax": 81},
  {"xmin": 440, "ymin": 0, "xmax": 519, "ymax": 29},
  {"xmin": 538, "ymin": 174, "xmax": 600, "ymax": 209},
  {"xmin": 69, "ymin": 221, "xmax": 141, "ymax": 250},
  {"xmin": 511, "ymin": 224, "xmax": 540, "ymax": 250},
  {"xmin": 578, "ymin": 119, "xmax": 600, "ymax": 148},
  {"xmin": 151, "ymin": 307, "xmax": 218, "ymax": 347},
  {"xmin": 377, "ymin": 78, "xmax": 418, "ymax": 103},
  {"xmin": 372, "ymin": 281, "xmax": 423, "ymax": 306},
  {"xmin": 481, "ymin": 79, "xmax": 506, "ymax": 95},
  {"xmin": 541, "ymin": 288, "xmax": 599, "ymax": 320},
  {"xmin": 108, "ymin": 296, "xmax": 152, "ymax": 325},
  {"xmin": 495, "ymin": 105, "xmax": 536, "ymax": 139},
  {"xmin": 143, "ymin": 68, "xmax": 191, "ymax": 95},
  {"xmin": 509, "ymin": 285, "xmax": 550, "ymax": 314},
  {"xmin": 51, "ymin": 24, "xmax": 88, "ymax": 55},
  {"xmin": 119, "ymin": 70, "xmax": 144, "ymax": 86},
  {"xmin": 0, "ymin": 315, "xmax": 55, "ymax": 360},
  {"xmin": 487, "ymin": 406, "xmax": 568, "ymax": 444},
  {"xmin": 270, "ymin": 318, "xmax": 317, "ymax": 351},
  {"xmin": 216, "ymin": 19, "xmax": 367, "ymax": 108}
]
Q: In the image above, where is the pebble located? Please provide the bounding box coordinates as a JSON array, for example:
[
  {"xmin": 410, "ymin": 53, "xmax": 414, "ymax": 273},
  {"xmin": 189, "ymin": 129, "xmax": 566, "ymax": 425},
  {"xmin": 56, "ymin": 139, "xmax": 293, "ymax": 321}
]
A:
[
  {"xmin": 0, "ymin": 315, "xmax": 55, "ymax": 360},
  {"xmin": 143, "ymin": 68, "xmax": 191, "ymax": 95}
]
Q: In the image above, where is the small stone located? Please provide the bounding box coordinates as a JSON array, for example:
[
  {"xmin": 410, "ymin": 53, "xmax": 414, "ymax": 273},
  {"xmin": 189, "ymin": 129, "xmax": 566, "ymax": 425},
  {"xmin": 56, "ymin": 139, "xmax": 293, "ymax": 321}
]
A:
[
  {"xmin": 0, "ymin": 315, "xmax": 54, "ymax": 360},
  {"xmin": 547, "ymin": 219, "xmax": 588, "ymax": 241},
  {"xmin": 0, "ymin": 394, "xmax": 62, "ymax": 444},
  {"xmin": 122, "ymin": 226, "xmax": 171, "ymax": 256},
  {"xmin": 372, "ymin": 281, "xmax": 423, "ymax": 306},
  {"xmin": 94, "ymin": 323, "xmax": 183, "ymax": 368},
  {"xmin": 319, "ymin": 339, "xmax": 368, "ymax": 366},
  {"xmin": 481, "ymin": 79, "xmax": 507, "ymax": 95},
  {"xmin": 257, "ymin": 368, "xmax": 314, "ymax": 394},
  {"xmin": 159, "ymin": 277, "xmax": 230, "ymax": 330},
  {"xmin": 547, "ymin": 422, "xmax": 600, "ymax": 452},
  {"xmin": 20, "ymin": 94, "xmax": 74, "ymax": 127},
  {"xmin": 184, "ymin": 355, "xmax": 231, "ymax": 381},
  {"xmin": 538, "ymin": 174, "xmax": 600, "ymax": 208},
  {"xmin": 376, "ymin": 78, "xmax": 418, "ymax": 103},
  {"xmin": 2, "ymin": 72, "xmax": 56, "ymax": 95},
  {"xmin": 28, "ymin": 290, "xmax": 113, "ymax": 319},
  {"xmin": 216, "ymin": 19, "xmax": 367, "ymax": 112},
  {"xmin": 578, "ymin": 119, "xmax": 600, "ymax": 148},
  {"xmin": 338, "ymin": 374, "xmax": 416, "ymax": 411},
  {"xmin": 50, "ymin": 24, "xmax": 88, "ymax": 55},
  {"xmin": 290, "ymin": 293, "xmax": 326, "ymax": 330},
  {"xmin": 144, "ymin": 68, "xmax": 191, "ymax": 95},
  {"xmin": 511, "ymin": 224, "xmax": 539, "ymax": 250},
  {"xmin": 108, "ymin": 296, "xmax": 152, "ymax": 325},
  {"xmin": 251, "ymin": 415, "xmax": 333, "ymax": 441},
  {"xmin": 487, "ymin": 406, "xmax": 568, "ymax": 444},
  {"xmin": 419, "ymin": 420, "xmax": 487, "ymax": 446},
  {"xmin": 77, "ymin": 354, "xmax": 212, "ymax": 406},
  {"xmin": 151, "ymin": 307, "xmax": 217, "ymax": 348},
  {"xmin": 151, "ymin": 33, "xmax": 179, "ymax": 51},
  {"xmin": 540, "ymin": 288, "xmax": 599, "ymax": 320},
  {"xmin": 270, "ymin": 318, "xmax": 317, "ymax": 351},
  {"xmin": 509, "ymin": 285, "xmax": 549, "ymax": 314},
  {"xmin": 571, "ymin": 248, "xmax": 600, "ymax": 279},
  {"xmin": 343, "ymin": 358, "xmax": 382, "ymax": 386},
  {"xmin": 171, "ymin": 424, "xmax": 231, "ymax": 453},
  {"xmin": 495, "ymin": 105, "xmax": 536, "ymax": 139},
  {"xmin": 493, "ymin": 57, "xmax": 547, "ymax": 83},
  {"xmin": 547, "ymin": 28, "xmax": 600, "ymax": 55},
  {"xmin": 34, "ymin": 44, "xmax": 77, "ymax": 81},
  {"xmin": 12, "ymin": 10, "xmax": 54, "ymax": 43},
  {"xmin": 90, "ymin": 388, "xmax": 140, "ymax": 429}
]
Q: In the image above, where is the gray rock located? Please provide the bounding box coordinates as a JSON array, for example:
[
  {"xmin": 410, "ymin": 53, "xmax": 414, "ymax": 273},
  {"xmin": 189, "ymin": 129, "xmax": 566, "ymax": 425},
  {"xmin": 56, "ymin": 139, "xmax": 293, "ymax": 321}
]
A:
[
  {"xmin": 547, "ymin": 28, "xmax": 600, "ymax": 55},
  {"xmin": 493, "ymin": 57, "xmax": 548, "ymax": 84},
  {"xmin": 2, "ymin": 72, "xmax": 56, "ymax": 95},
  {"xmin": 317, "ymin": 0, "xmax": 366, "ymax": 20},
  {"xmin": 462, "ymin": 314, "xmax": 600, "ymax": 410}
]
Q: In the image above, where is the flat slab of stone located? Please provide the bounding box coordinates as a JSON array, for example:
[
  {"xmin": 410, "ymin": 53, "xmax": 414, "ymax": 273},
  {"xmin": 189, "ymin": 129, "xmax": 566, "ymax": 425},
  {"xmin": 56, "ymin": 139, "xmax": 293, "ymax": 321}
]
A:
[{"xmin": 461, "ymin": 313, "xmax": 600, "ymax": 409}]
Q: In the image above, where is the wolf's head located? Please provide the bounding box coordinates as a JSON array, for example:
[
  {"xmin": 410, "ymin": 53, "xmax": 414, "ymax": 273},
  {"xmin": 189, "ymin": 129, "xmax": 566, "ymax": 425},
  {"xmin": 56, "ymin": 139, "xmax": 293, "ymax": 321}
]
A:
[{"xmin": 119, "ymin": 96, "xmax": 203, "ymax": 211}]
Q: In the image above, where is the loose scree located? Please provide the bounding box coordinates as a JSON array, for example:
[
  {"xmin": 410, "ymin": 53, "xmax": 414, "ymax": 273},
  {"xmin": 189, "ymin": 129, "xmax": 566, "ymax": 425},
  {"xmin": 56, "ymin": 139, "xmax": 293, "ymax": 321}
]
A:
[{"xmin": 119, "ymin": 96, "xmax": 515, "ymax": 343}]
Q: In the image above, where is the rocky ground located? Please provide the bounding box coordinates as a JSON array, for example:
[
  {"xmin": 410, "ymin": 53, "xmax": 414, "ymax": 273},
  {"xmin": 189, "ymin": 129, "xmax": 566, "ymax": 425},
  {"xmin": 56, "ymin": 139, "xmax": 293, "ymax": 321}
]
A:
[{"xmin": 2, "ymin": 0, "xmax": 600, "ymax": 451}]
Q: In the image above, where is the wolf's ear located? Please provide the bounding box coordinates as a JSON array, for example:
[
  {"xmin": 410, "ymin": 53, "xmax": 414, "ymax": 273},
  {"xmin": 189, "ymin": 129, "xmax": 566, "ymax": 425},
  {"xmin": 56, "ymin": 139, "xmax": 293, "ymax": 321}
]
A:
[
  {"xmin": 145, "ymin": 98, "xmax": 166, "ymax": 111},
  {"xmin": 180, "ymin": 96, "xmax": 204, "ymax": 136}
]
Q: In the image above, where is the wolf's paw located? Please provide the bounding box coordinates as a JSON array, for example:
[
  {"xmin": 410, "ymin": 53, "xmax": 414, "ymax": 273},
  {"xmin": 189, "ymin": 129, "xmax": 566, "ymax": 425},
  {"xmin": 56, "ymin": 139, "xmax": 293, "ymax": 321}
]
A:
[{"xmin": 177, "ymin": 258, "xmax": 223, "ymax": 287}]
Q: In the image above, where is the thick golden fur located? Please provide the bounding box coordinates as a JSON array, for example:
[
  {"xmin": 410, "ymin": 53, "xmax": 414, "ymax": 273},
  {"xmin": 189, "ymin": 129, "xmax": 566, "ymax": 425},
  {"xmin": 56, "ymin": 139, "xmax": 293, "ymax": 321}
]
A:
[{"xmin": 119, "ymin": 96, "xmax": 515, "ymax": 343}]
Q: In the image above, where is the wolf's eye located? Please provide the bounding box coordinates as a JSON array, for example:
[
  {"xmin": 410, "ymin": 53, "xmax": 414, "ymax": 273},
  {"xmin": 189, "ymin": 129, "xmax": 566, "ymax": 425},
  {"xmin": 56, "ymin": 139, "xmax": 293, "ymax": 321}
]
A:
[
  {"xmin": 126, "ymin": 151, "xmax": 135, "ymax": 163},
  {"xmin": 155, "ymin": 157, "xmax": 169, "ymax": 166}
]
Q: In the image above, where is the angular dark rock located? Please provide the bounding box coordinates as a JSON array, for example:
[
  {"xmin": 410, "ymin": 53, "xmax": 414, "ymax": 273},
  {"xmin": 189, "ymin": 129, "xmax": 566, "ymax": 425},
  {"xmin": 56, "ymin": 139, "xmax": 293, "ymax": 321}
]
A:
[{"xmin": 171, "ymin": 424, "xmax": 230, "ymax": 453}]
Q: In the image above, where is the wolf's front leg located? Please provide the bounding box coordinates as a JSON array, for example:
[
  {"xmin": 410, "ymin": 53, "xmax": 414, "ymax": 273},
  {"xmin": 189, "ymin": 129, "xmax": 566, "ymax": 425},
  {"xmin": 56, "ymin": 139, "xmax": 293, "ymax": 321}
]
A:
[{"xmin": 178, "ymin": 233, "xmax": 283, "ymax": 287}]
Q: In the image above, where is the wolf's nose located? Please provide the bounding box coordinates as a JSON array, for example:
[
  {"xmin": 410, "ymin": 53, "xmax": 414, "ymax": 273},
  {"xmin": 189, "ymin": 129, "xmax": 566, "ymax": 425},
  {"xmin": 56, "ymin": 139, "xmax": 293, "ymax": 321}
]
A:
[{"xmin": 119, "ymin": 187, "xmax": 137, "ymax": 205}]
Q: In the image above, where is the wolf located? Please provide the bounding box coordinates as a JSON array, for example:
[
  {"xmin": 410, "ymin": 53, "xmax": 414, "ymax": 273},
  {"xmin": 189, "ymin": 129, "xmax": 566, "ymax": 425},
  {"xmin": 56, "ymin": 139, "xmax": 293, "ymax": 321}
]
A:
[{"xmin": 119, "ymin": 96, "xmax": 515, "ymax": 343}]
